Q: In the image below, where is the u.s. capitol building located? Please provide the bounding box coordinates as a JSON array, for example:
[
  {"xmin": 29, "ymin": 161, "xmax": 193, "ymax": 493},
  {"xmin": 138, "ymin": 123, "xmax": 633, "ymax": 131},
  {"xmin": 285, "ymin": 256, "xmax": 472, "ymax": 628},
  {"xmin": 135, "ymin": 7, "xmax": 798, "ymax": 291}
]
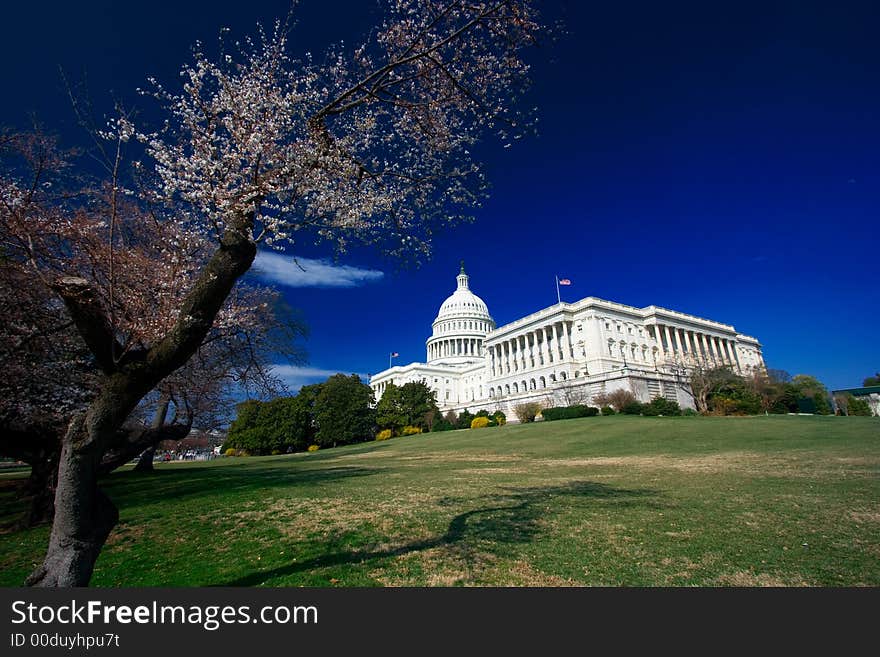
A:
[{"xmin": 370, "ymin": 264, "xmax": 765, "ymax": 415}]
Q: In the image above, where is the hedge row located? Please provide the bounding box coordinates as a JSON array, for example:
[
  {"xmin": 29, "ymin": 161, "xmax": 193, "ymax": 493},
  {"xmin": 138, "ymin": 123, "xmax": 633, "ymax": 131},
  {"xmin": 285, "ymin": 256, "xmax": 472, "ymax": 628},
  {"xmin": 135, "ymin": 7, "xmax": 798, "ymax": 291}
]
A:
[{"xmin": 541, "ymin": 405, "xmax": 600, "ymax": 421}]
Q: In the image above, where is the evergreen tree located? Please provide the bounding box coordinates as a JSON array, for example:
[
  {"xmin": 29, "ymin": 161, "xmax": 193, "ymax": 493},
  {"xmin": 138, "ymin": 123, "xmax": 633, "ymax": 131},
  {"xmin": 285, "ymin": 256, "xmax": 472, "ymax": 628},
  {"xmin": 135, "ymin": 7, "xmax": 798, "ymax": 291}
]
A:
[{"xmin": 315, "ymin": 375, "xmax": 376, "ymax": 447}]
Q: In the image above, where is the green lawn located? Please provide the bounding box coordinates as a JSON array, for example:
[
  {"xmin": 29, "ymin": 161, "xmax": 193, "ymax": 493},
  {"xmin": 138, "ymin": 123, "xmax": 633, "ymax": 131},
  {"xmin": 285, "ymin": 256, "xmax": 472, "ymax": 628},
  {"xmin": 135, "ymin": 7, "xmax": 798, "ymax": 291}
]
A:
[{"xmin": 1, "ymin": 415, "xmax": 878, "ymax": 586}]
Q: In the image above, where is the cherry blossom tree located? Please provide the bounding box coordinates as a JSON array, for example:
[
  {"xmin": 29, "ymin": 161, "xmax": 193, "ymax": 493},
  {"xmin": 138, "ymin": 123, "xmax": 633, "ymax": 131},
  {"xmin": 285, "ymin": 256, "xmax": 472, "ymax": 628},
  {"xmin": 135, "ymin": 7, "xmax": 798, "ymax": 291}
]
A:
[
  {"xmin": 3, "ymin": 0, "xmax": 540, "ymax": 586},
  {"xmin": 0, "ymin": 131, "xmax": 303, "ymax": 525}
]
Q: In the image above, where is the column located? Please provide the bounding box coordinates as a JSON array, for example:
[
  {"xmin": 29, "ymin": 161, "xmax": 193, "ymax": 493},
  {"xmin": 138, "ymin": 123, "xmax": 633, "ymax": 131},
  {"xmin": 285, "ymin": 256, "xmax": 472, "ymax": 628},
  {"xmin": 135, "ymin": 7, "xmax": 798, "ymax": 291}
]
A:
[
  {"xmin": 663, "ymin": 324, "xmax": 673, "ymax": 355},
  {"xmin": 729, "ymin": 341, "xmax": 742, "ymax": 372},
  {"xmin": 700, "ymin": 333, "xmax": 711, "ymax": 363},
  {"xmin": 673, "ymin": 327, "xmax": 683, "ymax": 355},
  {"xmin": 540, "ymin": 328, "xmax": 549, "ymax": 365},
  {"xmin": 550, "ymin": 324, "xmax": 558, "ymax": 362},
  {"xmin": 713, "ymin": 337, "xmax": 725, "ymax": 365},
  {"xmin": 722, "ymin": 339, "xmax": 734, "ymax": 367},
  {"xmin": 562, "ymin": 322, "xmax": 570, "ymax": 360}
]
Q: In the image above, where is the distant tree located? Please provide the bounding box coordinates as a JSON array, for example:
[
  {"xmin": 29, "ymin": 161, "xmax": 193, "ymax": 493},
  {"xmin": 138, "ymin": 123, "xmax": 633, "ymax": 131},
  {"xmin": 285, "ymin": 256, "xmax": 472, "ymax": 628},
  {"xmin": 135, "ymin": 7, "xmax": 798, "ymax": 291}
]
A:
[
  {"xmin": 767, "ymin": 369, "xmax": 792, "ymax": 384},
  {"xmin": 789, "ymin": 374, "xmax": 832, "ymax": 415},
  {"xmin": 375, "ymin": 383, "xmax": 406, "ymax": 435},
  {"xmin": 689, "ymin": 366, "xmax": 739, "ymax": 414},
  {"xmin": 223, "ymin": 387, "xmax": 319, "ymax": 456},
  {"xmin": 398, "ymin": 381, "xmax": 439, "ymax": 429},
  {"xmin": 314, "ymin": 375, "xmax": 376, "ymax": 447},
  {"xmin": 863, "ymin": 373, "xmax": 880, "ymax": 387}
]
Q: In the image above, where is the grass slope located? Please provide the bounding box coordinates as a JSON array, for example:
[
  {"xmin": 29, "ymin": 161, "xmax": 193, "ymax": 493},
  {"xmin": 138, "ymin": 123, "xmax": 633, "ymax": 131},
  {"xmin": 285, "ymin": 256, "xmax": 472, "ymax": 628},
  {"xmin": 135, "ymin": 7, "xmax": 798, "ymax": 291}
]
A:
[{"xmin": 1, "ymin": 415, "xmax": 878, "ymax": 586}]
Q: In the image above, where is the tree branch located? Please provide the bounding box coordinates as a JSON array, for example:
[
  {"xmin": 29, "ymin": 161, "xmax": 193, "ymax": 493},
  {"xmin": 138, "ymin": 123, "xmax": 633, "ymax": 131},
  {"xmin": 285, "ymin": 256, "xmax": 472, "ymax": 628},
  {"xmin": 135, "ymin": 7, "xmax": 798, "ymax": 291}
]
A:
[{"xmin": 51, "ymin": 277, "xmax": 121, "ymax": 374}]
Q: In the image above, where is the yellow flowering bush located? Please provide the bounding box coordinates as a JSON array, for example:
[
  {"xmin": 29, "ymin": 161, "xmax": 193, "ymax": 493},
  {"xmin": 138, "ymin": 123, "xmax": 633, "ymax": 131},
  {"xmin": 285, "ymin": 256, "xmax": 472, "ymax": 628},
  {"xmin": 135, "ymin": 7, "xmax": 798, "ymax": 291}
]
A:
[
  {"xmin": 376, "ymin": 429, "xmax": 393, "ymax": 441},
  {"xmin": 470, "ymin": 416, "xmax": 490, "ymax": 429},
  {"xmin": 402, "ymin": 425, "xmax": 422, "ymax": 435},
  {"xmin": 307, "ymin": 444, "xmax": 320, "ymax": 452}
]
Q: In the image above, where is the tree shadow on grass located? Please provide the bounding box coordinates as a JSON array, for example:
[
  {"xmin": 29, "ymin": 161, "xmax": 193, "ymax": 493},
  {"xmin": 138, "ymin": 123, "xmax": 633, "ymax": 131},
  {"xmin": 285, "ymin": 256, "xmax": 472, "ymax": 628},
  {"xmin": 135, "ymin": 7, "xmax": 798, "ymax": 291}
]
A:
[
  {"xmin": 215, "ymin": 480, "xmax": 658, "ymax": 586},
  {"xmin": 101, "ymin": 465, "xmax": 382, "ymax": 510}
]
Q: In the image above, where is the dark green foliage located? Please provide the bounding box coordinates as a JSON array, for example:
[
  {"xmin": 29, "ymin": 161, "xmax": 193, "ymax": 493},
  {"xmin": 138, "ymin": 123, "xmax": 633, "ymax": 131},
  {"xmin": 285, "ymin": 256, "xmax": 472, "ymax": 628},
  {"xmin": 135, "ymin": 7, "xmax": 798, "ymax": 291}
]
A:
[
  {"xmin": 682, "ymin": 407, "xmax": 699, "ymax": 416},
  {"xmin": 432, "ymin": 417, "xmax": 455, "ymax": 432},
  {"xmin": 314, "ymin": 374, "xmax": 376, "ymax": 447},
  {"xmin": 399, "ymin": 381, "xmax": 440, "ymax": 429},
  {"xmin": 600, "ymin": 406, "xmax": 615, "ymax": 416},
  {"xmin": 223, "ymin": 394, "xmax": 317, "ymax": 455},
  {"xmin": 847, "ymin": 396, "xmax": 872, "ymax": 416},
  {"xmin": 456, "ymin": 409, "xmax": 474, "ymax": 430},
  {"xmin": 541, "ymin": 405, "xmax": 599, "ymax": 421},
  {"xmin": 375, "ymin": 383, "xmax": 406, "ymax": 435},
  {"xmin": 376, "ymin": 381, "xmax": 439, "ymax": 433},
  {"xmin": 789, "ymin": 375, "xmax": 831, "ymax": 415},
  {"xmin": 620, "ymin": 400, "xmax": 644, "ymax": 415},
  {"xmin": 492, "ymin": 410, "xmax": 506, "ymax": 426},
  {"xmin": 863, "ymin": 373, "xmax": 880, "ymax": 387},
  {"xmin": 641, "ymin": 397, "xmax": 682, "ymax": 417}
]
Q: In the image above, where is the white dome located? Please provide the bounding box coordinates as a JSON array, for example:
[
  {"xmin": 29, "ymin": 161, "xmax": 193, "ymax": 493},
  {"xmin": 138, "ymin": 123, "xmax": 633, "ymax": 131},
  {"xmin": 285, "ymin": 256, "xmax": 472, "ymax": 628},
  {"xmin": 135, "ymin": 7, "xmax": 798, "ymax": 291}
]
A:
[
  {"xmin": 433, "ymin": 264, "xmax": 493, "ymax": 324},
  {"xmin": 426, "ymin": 264, "xmax": 494, "ymax": 365}
]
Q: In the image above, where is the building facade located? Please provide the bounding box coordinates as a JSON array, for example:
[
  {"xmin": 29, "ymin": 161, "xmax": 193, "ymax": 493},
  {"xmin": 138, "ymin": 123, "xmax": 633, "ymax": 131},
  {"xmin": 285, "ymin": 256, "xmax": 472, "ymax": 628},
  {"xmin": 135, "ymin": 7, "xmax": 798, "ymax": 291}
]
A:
[{"xmin": 370, "ymin": 265, "xmax": 765, "ymax": 417}]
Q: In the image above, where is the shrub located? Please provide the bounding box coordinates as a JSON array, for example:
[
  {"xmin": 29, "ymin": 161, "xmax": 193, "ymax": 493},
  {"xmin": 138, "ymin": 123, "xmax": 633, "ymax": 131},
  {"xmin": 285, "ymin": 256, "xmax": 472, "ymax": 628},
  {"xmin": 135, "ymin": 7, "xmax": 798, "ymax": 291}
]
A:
[
  {"xmin": 600, "ymin": 406, "xmax": 615, "ymax": 416},
  {"xmin": 642, "ymin": 397, "xmax": 682, "ymax": 417},
  {"xmin": 620, "ymin": 400, "xmax": 644, "ymax": 415},
  {"xmin": 456, "ymin": 409, "xmax": 474, "ymax": 429},
  {"xmin": 307, "ymin": 444, "xmax": 320, "ymax": 452},
  {"xmin": 375, "ymin": 429, "xmax": 393, "ymax": 441},
  {"xmin": 402, "ymin": 425, "xmax": 422, "ymax": 435},
  {"xmin": 682, "ymin": 407, "xmax": 699, "ymax": 416},
  {"xmin": 594, "ymin": 389, "xmax": 638, "ymax": 412},
  {"xmin": 514, "ymin": 401, "xmax": 543, "ymax": 423},
  {"xmin": 541, "ymin": 405, "xmax": 600, "ymax": 421},
  {"xmin": 432, "ymin": 418, "xmax": 454, "ymax": 432},
  {"xmin": 470, "ymin": 416, "xmax": 490, "ymax": 429},
  {"xmin": 224, "ymin": 447, "xmax": 237, "ymax": 457},
  {"xmin": 492, "ymin": 410, "xmax": 506, "ymax": 426},
  {"xmin": 271, "ymin": 449, "xmax": 281, "ymax": 455}
]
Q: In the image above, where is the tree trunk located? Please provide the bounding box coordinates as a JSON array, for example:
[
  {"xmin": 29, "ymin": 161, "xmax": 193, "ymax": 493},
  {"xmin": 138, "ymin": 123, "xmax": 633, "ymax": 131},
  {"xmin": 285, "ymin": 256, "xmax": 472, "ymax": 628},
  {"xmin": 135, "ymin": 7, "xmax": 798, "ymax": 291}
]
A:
[
  {"xmin": 26, "ymin": 416, "xmax": 118, "ymax": 587},
  {"xmin": 133, "ymin": 446, "xmax": 155, "ymax": 472},
  {"xmin": 133, "ymin": 394, "xmax": 171, "ymax": 473},
  {"xmin": 22, "ymin": 451, "xmax": 59, "ymax": 527},
  {"xmin": 30, "ymin": 214, "xmax": 256, "ymax": 587}
]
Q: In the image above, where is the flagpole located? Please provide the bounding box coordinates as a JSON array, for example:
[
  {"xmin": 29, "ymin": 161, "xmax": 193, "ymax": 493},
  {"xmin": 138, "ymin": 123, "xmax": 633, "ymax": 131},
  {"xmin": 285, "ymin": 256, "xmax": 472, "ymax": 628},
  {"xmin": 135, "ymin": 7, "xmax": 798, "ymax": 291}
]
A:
[{"xmin": 556, "ymin": 276, "xmax": 561, "ymax": 304}]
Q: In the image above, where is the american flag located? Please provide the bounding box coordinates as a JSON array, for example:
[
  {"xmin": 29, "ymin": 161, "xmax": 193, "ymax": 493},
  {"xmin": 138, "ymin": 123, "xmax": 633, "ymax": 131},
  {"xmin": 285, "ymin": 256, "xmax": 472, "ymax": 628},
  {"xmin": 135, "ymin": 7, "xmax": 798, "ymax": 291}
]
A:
[
  {"xmin": 390, "ymin": 352, "xmax": 399, "ymax": 357},
  {"xmin": 558, "ymin": 278, "xmax": 571, "ymax": 286}
]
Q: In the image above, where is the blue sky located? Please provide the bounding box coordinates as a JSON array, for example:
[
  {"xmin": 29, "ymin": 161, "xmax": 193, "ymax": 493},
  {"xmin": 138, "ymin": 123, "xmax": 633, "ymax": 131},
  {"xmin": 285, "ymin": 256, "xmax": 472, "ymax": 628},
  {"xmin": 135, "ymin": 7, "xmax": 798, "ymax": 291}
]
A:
[{"xmin": 2, "ymin": 1, "xmax": 877, "ymax": 392}]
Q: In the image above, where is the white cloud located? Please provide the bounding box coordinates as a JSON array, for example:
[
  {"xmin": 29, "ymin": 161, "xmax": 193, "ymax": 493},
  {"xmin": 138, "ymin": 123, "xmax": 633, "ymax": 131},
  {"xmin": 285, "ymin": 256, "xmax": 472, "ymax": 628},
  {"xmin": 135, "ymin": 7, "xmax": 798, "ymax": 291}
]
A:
[
  {"xmin": 252, "ymin": 251, "xmax": 384, "ymax": 288},
  {"xmin": 270, "ymin": 365, "xmax": 371, "ymax": 392}
]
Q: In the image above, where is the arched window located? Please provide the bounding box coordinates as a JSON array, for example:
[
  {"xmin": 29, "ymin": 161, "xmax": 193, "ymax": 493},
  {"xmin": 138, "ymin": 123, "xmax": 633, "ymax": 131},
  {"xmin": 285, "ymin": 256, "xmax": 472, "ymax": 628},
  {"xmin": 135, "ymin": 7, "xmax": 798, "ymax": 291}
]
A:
[
  {"xmin": 530, "ymin": 379, "xmax": 536, "ymax": 390},
  {"xmin": 521, "ymin": 381, "xmax": 527, "ymax": 393},
  {"xmin": 513, "ymin": 382, "xmax": 519, "ymax": 393},
  {"xmin": 505, "ymin": 384, "xmax": 510, "ymax": 395},
  {"xmin": 560, "ymin": 372, "xmax": 567, "ymax": 381},
  {"xmin": 539, "ymin": 376, "xmax": 546, "ymax": 388},
  {"xmin": 549, "ymin": 374, "xmax": 557, "ymax": 383}
]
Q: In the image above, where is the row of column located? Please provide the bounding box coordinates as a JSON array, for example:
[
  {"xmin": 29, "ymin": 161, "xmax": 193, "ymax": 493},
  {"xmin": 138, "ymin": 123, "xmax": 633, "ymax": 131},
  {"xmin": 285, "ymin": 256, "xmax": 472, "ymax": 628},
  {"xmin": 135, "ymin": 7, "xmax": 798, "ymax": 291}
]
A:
[
  {"xmin": 428, "ymin": 337, "xmax": 483, "ymax": 361},
  {"xmin": 488, "ymin": 320, "xmax": 575, "ymax": 377},
  {"xmin": 654, "ymin": 323, "xmax": 741, "ymax": 371}
]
